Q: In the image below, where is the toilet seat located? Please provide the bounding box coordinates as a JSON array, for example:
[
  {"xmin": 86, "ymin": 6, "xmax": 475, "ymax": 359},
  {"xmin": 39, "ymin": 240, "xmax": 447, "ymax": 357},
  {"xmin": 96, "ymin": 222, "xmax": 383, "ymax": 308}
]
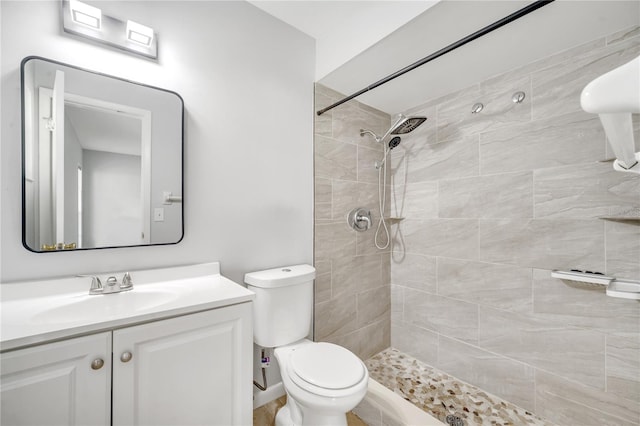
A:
[{"xmin": 287, "ymin": 342, "xmax": 366, "ymax": 397}]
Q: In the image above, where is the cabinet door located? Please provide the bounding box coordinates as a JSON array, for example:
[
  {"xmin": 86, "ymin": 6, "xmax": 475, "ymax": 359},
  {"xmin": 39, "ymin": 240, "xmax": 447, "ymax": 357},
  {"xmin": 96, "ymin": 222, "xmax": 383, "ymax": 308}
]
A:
[
  {"xmin": 112, "ymin": 303, "xmax": 252, "ymax": 426},
  {"xmin": 0, "ymin": 332, "xmax": 111, "ymax": 426}
]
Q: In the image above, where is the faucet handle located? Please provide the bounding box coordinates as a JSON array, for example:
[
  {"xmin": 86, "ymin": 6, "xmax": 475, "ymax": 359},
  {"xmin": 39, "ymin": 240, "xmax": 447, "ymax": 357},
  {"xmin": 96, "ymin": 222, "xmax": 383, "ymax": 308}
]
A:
[
  {"xmin": 121, "ymin": 272, "xmax": 133, "ymax": 289},
  {"xmin": 89, "ymin": 276, "xmax": 103, "ymax": 294}
]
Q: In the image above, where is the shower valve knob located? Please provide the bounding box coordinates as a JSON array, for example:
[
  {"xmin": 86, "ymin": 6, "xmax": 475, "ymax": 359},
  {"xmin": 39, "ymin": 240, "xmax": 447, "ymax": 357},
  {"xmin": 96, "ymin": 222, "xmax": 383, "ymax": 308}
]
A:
[{"xmin": 348, "ymin": 208, "xmax": 372, "ymax": 232}]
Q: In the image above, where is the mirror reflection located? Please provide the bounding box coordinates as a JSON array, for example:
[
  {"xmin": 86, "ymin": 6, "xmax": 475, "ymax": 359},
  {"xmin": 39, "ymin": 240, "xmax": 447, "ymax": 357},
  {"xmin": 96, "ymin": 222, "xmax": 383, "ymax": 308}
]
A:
[{"xmin": 22, "ymin": 57, "xmax": 183, "ymax": 252}]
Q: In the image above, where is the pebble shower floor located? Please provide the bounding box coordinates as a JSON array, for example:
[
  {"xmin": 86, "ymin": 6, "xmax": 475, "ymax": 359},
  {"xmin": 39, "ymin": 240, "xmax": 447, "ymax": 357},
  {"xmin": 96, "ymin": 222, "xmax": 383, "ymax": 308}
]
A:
[{"xmin": 365, "ymin": 348, "xmax": 556, "ymax": 426}]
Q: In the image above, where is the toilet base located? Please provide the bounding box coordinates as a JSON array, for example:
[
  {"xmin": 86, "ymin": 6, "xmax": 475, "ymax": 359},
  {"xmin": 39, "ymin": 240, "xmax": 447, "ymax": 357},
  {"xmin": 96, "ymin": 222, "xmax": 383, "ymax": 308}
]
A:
[{"xmin": 275, "ymin": 398, "xmax": 348, "ymax": 426}]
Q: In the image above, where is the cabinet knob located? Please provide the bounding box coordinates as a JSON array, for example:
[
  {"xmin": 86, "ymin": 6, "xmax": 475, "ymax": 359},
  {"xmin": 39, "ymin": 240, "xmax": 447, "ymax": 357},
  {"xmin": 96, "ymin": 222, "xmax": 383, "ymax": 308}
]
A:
[
  {"xmin": 91, "ymin": 358, "xmax": 104, "ymax": 370},
  {"xmin": 120, "ymin": 351, "xmax": 133, "ymax": 363}
]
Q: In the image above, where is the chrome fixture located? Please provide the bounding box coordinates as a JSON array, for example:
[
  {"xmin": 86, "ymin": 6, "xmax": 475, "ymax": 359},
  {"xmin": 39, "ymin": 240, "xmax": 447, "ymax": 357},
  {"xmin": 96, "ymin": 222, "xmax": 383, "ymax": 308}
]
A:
[
  {"xmin": 360, "ymin": 114, "xmax": 426, "ymax": 250},
  {"xmin": 62, "ymin": 0, "xmax": 158, "ymax": 59},
  {"xmin": 84, "ymin": 272, "xmax": 134, "ymax": 295},
  {"xmin": 512, "ymin": 91, "xmax": 526, "ymax": 103},
  {"xmin": 348, "ymin": 208, "xmax": 372, "ymax": 232},
  {"xmin": 360, "ymin": 114, "xmax": 427, "ymax": 144},
  {"xmin": 375, "ymin": 137, "xmax": 402, "ymax": 170},
  {"xmin": 471, "ymin": 103, "xmax": 484, "ymax": 114}
]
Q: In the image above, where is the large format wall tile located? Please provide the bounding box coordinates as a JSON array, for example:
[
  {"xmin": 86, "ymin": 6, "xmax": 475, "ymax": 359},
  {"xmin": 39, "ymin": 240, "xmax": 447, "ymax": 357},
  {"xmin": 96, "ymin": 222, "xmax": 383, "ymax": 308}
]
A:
[
  {"xmin": 479, "ymin": 307, "xmax": 605, "ymax": 389},
  {"xmin": 332, "ymin": 101, "xmax": 387, "ymax": 149},
  {"xmin": 404, "ymin": 289, "xmax": 479, "ymax": 344},
  {"xmin": 402, "ymin": 219, "xmax": 479, "ymax": 259},
  {"xmin": 606, "ymin": 25, "xmax": 640, "ymax": 45},
  {"xmin": 315, "ymin": 135, "xmax": 358, "ymax": 180},
  {"xmin": 396, "ymin": 135, "xmax": 480, "ymax": 183},
  {"xmin": 390, "ymin": 252, "xmax": 437, "ymax": 293},
  {"xmin": 315, "ymin": 294, "xmax": 357, "ymax": 341},
  {"xmin": 358, "ymin": 145, "xmax": 385, "ymax": 184},
  {"xmin": 390, "ymin": 284, "xmax": 403, "ymax": 324},
  {"xmin": 391, "ymin": 181, "xmax": 438, "ymax": 219},
  {"xmin": 606, "ymin": 335, "xmax": 640, "ymax": 404},
  {"xmin": 439, "ymin": 171, "xmax": 533, "ymax": 218},
  {"xmin": 357, "ymin": 285, "xmax": 390, "ymax": 328},
  {"xmin": 605, "ymin": 219, "xmax": 640, "ymax": 279},
  {"xmin": 437, "ymin": 75, "xmax": 531, "ymax": 142},
  {"xmin": 535, "ymin": 370, "xmax": 639, "ymax": 426},
  {"xmin": 534, "ymin": 162, "xmax": 640, "ymax": 219},
  {"xmin": 479, "ymin": 112, "xmax": 606, "ymax": 175},
  {"xmin": 437, "ymin": 258, "xmax": 532, "ymax": 312},
  {"xmin": 391, "ymin": 320, "xmax": 439, "ymax": 367},
  {"xmin": 532, "ymin": 36, "xmax": 640, "ymax": 122},
  {"xmin": 314, "ymin": 90, "xmax": 333, "ymax": 138},
  {"xmin": 314, "ymin": 221, "xmax": 356, "ymax": 261},
  {"xmin": 437, "ymin": 336, "xmax": 536, "ymax": 412},
  {"xmin": 332, "ymin": 180, "xmax": 378, "ymax": 221},
  {"xmin": 331, "ymin": 253, "xmax": 384, "ymax": 299},
  {"xmin": 479, "ymin": 219, "xmax": 605, "ymax": 271},
  {"xmin": 314, "ymin": 177, "xmax": 332, "ymax": 222}
]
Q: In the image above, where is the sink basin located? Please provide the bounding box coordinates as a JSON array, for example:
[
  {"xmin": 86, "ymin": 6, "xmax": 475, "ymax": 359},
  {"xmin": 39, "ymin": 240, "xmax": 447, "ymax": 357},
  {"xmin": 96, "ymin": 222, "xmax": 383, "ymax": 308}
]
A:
[
  {"xmin": 1, "ymin": 262, "xmax": 256, "ymax": 352},
  {"xmin": 30, "ymin": 289, "xmax": 180, "ymax": 325}
]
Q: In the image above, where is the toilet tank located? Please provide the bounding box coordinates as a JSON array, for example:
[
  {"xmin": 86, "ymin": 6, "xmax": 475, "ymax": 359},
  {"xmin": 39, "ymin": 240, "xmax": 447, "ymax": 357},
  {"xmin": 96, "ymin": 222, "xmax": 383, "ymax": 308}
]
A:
[{"xmin": 244, "ymin": 264, "xmax": 316, "ymax": 348}]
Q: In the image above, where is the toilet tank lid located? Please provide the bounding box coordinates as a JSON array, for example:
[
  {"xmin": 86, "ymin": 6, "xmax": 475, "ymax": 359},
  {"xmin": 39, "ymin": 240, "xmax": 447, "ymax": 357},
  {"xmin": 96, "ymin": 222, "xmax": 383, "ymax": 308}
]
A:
[{"xmin": 244, "ymin": 264, "xmax": 316, "ymax": 288}]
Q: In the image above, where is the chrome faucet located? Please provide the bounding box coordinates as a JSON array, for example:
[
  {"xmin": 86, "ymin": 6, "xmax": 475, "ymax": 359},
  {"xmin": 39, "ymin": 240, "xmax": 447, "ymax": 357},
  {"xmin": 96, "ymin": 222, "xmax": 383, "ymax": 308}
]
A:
[{"xmin": 83, "ymin": 273, "xmax": 134, "ymax": 295}]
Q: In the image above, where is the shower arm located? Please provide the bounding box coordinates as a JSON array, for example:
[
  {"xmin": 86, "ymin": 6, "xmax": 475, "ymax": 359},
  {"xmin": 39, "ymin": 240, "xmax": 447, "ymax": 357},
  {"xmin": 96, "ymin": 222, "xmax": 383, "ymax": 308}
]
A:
[
  {"xmin": 360, "ymin": 114, "xmax": 406, "ymax": 144},
  {"xmin": 360, "ymin": 128, "xmax": 383, "ymax": 143}
]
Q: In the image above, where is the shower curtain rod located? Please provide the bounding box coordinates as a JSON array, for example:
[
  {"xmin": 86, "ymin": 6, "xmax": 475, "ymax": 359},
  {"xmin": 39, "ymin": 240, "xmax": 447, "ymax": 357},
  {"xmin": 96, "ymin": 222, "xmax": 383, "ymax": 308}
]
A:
[{"xmin": 316, "ymin": 0, "xmax": 555, "ymax": 116}]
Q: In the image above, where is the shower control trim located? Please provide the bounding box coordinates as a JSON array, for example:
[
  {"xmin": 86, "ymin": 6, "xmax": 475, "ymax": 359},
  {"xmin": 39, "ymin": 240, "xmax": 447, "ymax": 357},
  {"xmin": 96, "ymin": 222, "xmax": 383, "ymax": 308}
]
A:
[{"xmin": 348, "ymin": 208, "xmax": 372, "ymax": 232}]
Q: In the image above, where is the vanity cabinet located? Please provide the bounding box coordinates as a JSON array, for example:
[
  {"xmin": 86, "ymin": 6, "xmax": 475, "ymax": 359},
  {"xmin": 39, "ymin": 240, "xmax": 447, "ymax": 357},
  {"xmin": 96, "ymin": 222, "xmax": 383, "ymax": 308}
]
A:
[
  {"xmin": 0, "ymin": 332, "xmax": 112, "ymax": 425},
  {"xmin": 1, "ymin": 303, "xmax": 252, "ymax": 426}
]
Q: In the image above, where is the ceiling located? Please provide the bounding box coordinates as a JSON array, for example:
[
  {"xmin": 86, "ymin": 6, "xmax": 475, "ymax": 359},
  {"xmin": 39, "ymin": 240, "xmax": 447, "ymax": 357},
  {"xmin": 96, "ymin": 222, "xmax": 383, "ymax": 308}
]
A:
[
  {"xmin": 247, "ymin": 0, "xmax": 439, "ymax": 80},
  {"xmin": 251, "ymin": 0, "xmax": 639, "ymax": 115},
  {"xmin": 66, "ymin": 104, "xmax": 142, "ymax": 156}
]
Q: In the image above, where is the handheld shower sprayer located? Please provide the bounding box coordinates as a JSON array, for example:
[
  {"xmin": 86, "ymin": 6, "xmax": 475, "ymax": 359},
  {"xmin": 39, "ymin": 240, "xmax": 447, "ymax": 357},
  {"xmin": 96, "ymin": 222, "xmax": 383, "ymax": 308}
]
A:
[{"xmin": 359, "ymin": 114, "xmax": 427, "ymax": 250}]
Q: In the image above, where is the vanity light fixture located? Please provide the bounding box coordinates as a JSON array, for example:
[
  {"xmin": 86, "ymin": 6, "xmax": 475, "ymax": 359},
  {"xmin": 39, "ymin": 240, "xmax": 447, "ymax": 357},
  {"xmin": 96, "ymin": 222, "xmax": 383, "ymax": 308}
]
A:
[
  {"xmin": 69, "ymin": 0, "xmax": 101, "ymax": 29},
  {"xmin": 126, "ymin": 20, "xmax": 154, "ymax": 46},
  {"xmin": 61, "ymin": 0, "xmax": 158, "ymax": 60}
]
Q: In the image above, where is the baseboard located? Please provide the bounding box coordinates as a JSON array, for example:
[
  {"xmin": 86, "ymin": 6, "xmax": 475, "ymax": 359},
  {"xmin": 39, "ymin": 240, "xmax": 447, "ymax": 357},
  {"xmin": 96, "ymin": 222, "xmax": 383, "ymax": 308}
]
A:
[{"xmin": 253, "ymin": 381, "xmax": 285, "ymax": 410}]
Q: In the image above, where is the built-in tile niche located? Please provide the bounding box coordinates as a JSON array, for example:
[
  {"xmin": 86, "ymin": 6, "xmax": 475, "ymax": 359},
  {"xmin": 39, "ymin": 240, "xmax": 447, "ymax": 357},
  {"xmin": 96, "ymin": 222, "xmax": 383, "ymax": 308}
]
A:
[
  {"xmin": 390, "ymin": 25, "xmax": 640, "ymax": 425},
  {"xmin": 313, "ymin": 84, "xmax": 392, "ymax": 360}
]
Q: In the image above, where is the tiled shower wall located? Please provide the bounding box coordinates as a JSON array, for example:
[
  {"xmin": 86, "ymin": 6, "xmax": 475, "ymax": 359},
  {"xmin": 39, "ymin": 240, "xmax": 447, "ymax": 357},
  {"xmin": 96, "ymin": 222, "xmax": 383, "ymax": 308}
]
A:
[
  {"xmin": 313, "ymin": 85, "xmax": 391, "ymax": 360},
  {"xmin": 390, "ymin": 26, "xmax": 640, "ymax": 425}
]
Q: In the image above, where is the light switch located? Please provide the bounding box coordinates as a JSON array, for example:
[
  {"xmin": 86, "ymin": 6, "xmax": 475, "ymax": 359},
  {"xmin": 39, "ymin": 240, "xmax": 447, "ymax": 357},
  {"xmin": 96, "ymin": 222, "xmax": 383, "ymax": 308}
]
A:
[{"xmin": 154, "ymin": 208, "xmax": 164, "ymax": 222}]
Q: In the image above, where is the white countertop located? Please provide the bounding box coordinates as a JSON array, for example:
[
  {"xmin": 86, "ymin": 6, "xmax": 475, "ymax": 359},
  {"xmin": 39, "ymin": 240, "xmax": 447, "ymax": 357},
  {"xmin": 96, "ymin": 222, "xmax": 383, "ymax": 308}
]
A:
[{"xmin": 0, "ymin": 262, "xmax": 254, "ymax": 352}]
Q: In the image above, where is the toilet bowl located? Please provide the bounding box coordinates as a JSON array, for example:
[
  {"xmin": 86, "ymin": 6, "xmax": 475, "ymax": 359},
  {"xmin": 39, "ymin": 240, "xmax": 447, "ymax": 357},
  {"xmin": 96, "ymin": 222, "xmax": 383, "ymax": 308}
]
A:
[
  {"xmin": 274, "ymin": 340, "xmax": 368, "ymax": 426},
  {"xmin": 244, "ymin": 265, "xmax": 369, "ymax": 426}
]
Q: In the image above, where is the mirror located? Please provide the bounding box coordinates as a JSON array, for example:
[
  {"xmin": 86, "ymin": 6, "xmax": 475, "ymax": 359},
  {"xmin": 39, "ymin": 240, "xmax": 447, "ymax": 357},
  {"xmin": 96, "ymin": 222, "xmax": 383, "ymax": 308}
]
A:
[{"xmin": 21, "ymin": 57, "xmax": 183, "ymax": 252}]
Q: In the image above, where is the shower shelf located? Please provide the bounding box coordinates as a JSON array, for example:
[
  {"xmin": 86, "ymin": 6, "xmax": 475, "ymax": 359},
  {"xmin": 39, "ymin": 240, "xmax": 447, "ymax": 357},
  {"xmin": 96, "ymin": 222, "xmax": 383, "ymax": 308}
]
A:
[
  {"xmin": 551, "ymin": 270, "xmax": 614, "ymax": 285},
  {"xmin": 599, "ymin": 208, "xmax": 640, "ymax": 223},
  {"xmin": 598, "ymin": 216, "xmax": 640, "ymax": 223},
  {"xmin": 551, "ymin": 270, "xmax": 640, "ymax": 300},
  {"xmin": 385, "ymin": 217, "xmax": 405, "ymax": 222}
]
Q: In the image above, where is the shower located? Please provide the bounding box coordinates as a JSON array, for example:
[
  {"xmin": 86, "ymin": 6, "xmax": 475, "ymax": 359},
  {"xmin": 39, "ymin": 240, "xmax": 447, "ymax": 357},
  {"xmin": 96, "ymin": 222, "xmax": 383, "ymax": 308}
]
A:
[{"xmin": 360, "ymin": 114, "xmax": 427, "ymax": 249}]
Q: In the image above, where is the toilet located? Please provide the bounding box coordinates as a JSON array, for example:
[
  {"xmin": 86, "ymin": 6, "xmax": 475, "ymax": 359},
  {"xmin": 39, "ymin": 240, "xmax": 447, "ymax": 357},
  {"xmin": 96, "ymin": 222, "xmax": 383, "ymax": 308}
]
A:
[{"xmin": 245, "ymin": 264, "xmax": 368, "ymax": 426}]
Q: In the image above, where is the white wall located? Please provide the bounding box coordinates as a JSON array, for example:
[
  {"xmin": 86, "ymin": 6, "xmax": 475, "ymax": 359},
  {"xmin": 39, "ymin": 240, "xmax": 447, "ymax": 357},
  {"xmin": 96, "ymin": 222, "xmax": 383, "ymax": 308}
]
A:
[{"xmin": 0, "ymin": 1, "xmax": 315, "ymax": 283}]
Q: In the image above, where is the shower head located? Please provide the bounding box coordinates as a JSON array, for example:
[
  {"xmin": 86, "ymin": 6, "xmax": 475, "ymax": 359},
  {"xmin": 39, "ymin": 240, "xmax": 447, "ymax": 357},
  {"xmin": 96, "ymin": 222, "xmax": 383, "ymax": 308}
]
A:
[
  {"xmin": 360, "ymin": 114, "xmax": 427, "ymax": 144},
  {"xmin": 388, "ymin": 136, "xmax": 401, "ymax": 150},
  {"xmin": 389, "ymin": 115, "xmax": 427, "ymax": 135}
]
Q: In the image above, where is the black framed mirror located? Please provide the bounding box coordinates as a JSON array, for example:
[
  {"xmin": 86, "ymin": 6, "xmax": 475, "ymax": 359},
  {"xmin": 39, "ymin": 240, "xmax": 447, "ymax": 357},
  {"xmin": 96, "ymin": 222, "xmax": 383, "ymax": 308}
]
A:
[{"xmin": 21, "ymin": 57, "xmax": 184, "ymax": 252}]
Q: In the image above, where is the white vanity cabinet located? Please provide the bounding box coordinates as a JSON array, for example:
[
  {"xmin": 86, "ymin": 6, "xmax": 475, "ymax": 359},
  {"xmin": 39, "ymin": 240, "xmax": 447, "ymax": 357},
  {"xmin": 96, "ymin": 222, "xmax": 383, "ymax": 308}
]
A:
[
  {"xmin": 1, "ymin": 302, "xmax": 252, "ymax": 426},
  {"xmin": 112, "ymin": 303, "xmax": 252, "ymax": 425},
  {"xmin": 0, "ymin": 332, "xmax": 112, "ymax": 425}
]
